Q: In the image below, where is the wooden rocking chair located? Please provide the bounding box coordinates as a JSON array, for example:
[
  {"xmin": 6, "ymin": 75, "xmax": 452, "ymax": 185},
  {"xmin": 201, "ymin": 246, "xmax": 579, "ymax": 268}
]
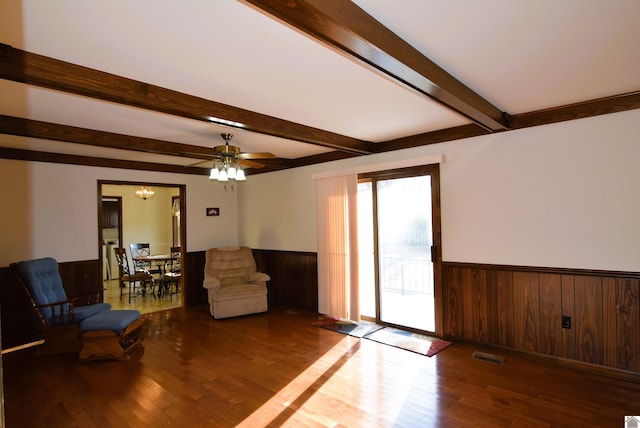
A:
[{"xmin": 12, "ymin": 257, "xmax": 144, "ymax": 360}]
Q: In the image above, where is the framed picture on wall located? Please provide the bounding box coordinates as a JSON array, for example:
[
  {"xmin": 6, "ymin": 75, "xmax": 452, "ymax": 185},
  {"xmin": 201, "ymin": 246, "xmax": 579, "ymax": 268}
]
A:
[{"xmin": 206, "ymin": 207, "xmax": 220, "ymax": 216}]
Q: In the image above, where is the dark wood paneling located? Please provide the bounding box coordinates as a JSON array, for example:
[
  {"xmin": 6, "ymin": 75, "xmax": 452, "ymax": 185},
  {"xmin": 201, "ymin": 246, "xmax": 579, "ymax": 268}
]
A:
[
  {"xmin": 183, "ymin": 250, "xmax": 207, "ymax": 306},
  {"xmin": 253, "ymin": 249, "xmax": 318, "ymax": 312},
  {"xmin": 539, "ymin": 273, "xmax": 562, "ymax": 357},
  {"xmin": 575, "ymin": 276, "xmax": 603, "ymax": 365},
  {"xmin": 443, "ymin": 264, "xmax": 464, "ymax": 337},
  {"xmin": 496, "ymin": 270, "xmax": 514, "ymax": 348},
  {"xmin": 561, "ymin": 274, "xmax": 576, "ymax": 360},
  {"xmin": 465, "ymin": 268, "xmax": 489, "ymax": 342},
  {"xmin": 602, "ymin": 278, "xmax": 639, "ymax": 372},
  {"xmin": 443, "ymin": 262, "xmax": 640, "ymax": 375},
  {"xmin": 512, "ymin": 271, "xmax": 539, "ymax": 353}
]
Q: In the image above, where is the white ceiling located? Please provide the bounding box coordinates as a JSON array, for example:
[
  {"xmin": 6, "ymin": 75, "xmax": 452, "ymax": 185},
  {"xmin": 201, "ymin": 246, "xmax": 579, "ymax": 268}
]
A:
[{"xmin": 1, "ymin": 0, "xmax": 639, "ymax": 169}]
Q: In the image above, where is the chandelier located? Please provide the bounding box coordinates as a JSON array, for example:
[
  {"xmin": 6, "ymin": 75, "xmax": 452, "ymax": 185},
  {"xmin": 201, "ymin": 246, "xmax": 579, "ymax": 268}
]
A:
[
  {"xmin": 135, "ymin": 186, "xmax": 155, "ymax": 200},
  {"xmin": 209, "ymin": 134, "xmax": 246, "ymax": 182}
]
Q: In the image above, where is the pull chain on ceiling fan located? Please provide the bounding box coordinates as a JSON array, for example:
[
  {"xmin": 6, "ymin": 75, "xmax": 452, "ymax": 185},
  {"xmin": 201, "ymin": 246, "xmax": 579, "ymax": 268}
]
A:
[{"xmin": 209, "ymin": 133, "xmax": 275, "ymax": 182}]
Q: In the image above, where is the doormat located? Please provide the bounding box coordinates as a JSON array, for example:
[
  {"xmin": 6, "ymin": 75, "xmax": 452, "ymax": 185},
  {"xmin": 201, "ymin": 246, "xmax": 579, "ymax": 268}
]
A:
[
  {"xmin": 312, "ymin": 317, "xmax": 385, "ymax": 338},
  {"xmin": 363, "ymin": 327, "xmax": 452, "ymax": 357}
]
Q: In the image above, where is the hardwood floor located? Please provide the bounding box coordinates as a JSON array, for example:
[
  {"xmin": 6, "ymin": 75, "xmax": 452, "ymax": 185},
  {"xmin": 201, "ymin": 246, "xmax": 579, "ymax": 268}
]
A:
[
  {"xmin": 3, "ymin": 304, "xmax": 640, "ymax": 427},
  {"xmin": 103, "ymin": 278, "xmax": 181, "ymax": 314}
]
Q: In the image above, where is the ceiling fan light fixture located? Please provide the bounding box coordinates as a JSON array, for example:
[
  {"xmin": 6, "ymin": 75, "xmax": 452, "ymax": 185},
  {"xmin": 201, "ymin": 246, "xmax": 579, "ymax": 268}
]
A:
[
  {"xmin": 209, "ymin": 167, "xmax": 219, "ymax": 180},
  {"xmin": 227, "ymin": 165, "xmax": 237, "ymax": 179},
  {"xmin": 236, "ymin": 168, "xmax": 246, "ymax": 181},
  {"xmin": 208, "ymin": 133, "xmax": 273, "ymax": 187}
]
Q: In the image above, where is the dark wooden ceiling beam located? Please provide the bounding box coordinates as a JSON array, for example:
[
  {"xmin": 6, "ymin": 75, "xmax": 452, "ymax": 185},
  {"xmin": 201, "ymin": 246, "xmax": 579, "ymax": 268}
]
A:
[
  {"xmin": 244, "ymin": 0, "xmax": 509, "ymax": 132},
  {"xmin": 509, "ymin": 92, "xmax": 640, "ymax": 130},
  {"xmin": 0, "ymin": 115, "xmax": 215, "ymax": 160},
  {"xmin": 375, "ymin": 124, "xmax": 490, "ymax": 153},
  {"xmin": 0, "ymin": 147, "xmax": 210, "ymax": 175},
  {"xmin": 0, "ymin": 43, "xmax": 373, "ymax": 155}
]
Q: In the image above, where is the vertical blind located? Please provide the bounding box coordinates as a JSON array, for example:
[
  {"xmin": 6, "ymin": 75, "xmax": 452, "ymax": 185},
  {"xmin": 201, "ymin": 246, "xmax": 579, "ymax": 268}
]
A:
[{"xmin": 316, "ymin": 174, "xmax": 360, "ymax": 320}]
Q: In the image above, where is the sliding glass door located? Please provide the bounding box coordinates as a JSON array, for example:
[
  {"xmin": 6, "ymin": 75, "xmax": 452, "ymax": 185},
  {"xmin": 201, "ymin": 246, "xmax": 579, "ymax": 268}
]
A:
[{"xmin": 359, "ymin": 165, "xmax": 441, "ymax": 333}]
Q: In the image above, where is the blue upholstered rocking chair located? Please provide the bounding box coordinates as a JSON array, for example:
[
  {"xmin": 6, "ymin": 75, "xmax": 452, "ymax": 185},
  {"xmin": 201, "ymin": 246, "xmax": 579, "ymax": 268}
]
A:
[{"xmin": 12, "ymin": 257, "xmax": 144, "ymax": 360}]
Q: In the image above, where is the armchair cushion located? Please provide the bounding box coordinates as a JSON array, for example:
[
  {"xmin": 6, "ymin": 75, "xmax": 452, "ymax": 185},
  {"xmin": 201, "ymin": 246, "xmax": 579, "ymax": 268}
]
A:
[
  {"xmin": 73, "ymin": 303, "xmax": 113, "ymax": 323},
  {"xmin": 212, "ymin": 284, "xmax": 268, "ymax": 302}
]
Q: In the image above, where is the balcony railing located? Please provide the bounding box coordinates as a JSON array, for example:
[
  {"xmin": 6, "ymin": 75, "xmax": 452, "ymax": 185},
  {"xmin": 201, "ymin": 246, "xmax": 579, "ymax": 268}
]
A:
[{"xmin": 380, "ymin": 256, "xmax": 434, "ymax": 295}]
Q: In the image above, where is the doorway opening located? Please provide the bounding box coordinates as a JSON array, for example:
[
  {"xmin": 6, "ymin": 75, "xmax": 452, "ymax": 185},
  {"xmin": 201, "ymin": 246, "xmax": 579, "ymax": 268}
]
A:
[
  {"xmin": 98, "ymin": 181, "xmax": 186, "ymax": 314},
  {"xmin": 358, "ymin": 165, "xmax": 442, "ymax": 334}
]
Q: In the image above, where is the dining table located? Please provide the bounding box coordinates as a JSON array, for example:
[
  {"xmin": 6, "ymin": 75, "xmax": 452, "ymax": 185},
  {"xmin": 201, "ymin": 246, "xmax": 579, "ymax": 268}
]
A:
[{"xmin": 132, "ymin": 253, "xmax": 175, "ymax": 276}]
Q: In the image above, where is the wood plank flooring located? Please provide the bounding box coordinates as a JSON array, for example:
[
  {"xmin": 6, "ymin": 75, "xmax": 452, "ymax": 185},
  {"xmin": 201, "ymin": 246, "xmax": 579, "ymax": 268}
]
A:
[{"xmin": 3, "ymin": 304, "xmax": 640, "ymax": 427}]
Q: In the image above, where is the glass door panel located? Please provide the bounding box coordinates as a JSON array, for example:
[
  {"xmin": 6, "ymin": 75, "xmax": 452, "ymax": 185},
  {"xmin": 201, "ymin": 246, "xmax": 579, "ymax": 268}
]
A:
[
  {"xmin": 357, "ymin": 181, "xmax": 375, "ymax": 318},
  {"xmin": 377, "ymin": 175, "xmax": 434, "ymax": 332}
]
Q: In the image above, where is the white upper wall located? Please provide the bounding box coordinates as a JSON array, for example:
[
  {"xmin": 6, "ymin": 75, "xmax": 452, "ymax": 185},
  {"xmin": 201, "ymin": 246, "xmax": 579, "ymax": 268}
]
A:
[
  {"xmin": 239, "ymin": 109, "xmax": 640, "ymax": 272},
  {"xmin": 0, "ymin": 163, "xmax": 237, "ymax": 266},
  {"xmin": 1, "ymin": 109, "xmax": 639, "ymax": 272}
]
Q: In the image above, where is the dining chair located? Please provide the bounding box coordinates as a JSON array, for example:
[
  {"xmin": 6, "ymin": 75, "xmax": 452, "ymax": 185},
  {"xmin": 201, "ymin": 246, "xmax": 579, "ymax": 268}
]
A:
[
  {"xmin": 160, "ymin": 246, "xmax": 181, "ymax": 298},
  {"xmin": 114, "ymin": 248, "xmax": 155, "ymax": 303},
  {"xmin": 129, "ymin": 243, "xmax": 161, "ymax": 277}
]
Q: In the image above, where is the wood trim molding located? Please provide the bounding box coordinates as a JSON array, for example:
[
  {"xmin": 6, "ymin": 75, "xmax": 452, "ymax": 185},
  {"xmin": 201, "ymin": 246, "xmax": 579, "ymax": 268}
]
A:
[{"xmin": 443, "ymin": 261, "xmax": 640, "ymax": 279}]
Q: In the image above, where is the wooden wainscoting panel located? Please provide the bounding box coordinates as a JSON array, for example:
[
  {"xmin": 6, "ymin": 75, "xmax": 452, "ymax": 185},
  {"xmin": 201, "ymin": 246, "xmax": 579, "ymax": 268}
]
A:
[
  {"xmin": 485, "ymin": 269, "xmax": 499, "ymax": 344},
  {"xmin": 603, "ymin": 278, "xmax": 640, "ymax": 371},
  {"xmin": 58, "ymin": 259, "xmax": 103, "ymax": 298},
  {"xmin": 496, "ymin": 270, "xmax": 515, "ymax": 348},
  {"xmin": 539, "ymin": 273, "xmax": 563, "ymax": 357},
  {"xmin": 252, "ymin": 249, "xmax": 318, "ymax": 312},
  {"xmin": 183, "ymin": 250, "xmax": 207, "ymax": 306},
  {"xmin": 469, "ymin": 267, "xmax": 489, "ymax": 342},
  {"xmin": 512, "ymin": 271, "xmax": 540, "ymax": 353},
  {"xmin": 443, "ymin": 264, "xmax": 464, "ymax": 337},
  {"xmin": 603, "ymin": 277, "xmax": 617, "ymax": 369},
  {"xmin": 575, "ymin": 276, "xmax": 604, "ymax": 365},
  {"xmin": 561, "ymin": 274, "xmax": 576, "ymax": 360},
  {"xmin": 443, "ymin": 262, "xmax": 640, "ymax": 375}
]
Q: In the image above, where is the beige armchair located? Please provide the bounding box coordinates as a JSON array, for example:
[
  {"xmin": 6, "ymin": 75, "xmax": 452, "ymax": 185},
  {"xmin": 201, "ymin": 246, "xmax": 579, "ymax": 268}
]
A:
[{"xmin": 203, "ymin": 246, "xmax": 269, "ymax": 319}]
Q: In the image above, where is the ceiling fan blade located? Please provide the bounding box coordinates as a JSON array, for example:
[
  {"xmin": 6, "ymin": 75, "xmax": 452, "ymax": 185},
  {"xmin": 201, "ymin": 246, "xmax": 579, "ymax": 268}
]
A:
[
  {"xmin": 239, "ymin": 159, "xmax": 265, "ymax": 169},
  {"xmin": 238, "ymin": 152, "xmax": 276, "ymax": 160}
]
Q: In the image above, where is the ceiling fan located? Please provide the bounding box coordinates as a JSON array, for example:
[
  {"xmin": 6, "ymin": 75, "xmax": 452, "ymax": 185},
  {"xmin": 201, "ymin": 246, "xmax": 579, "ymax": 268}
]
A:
[
  {"xmin": 208, "ymin": 133, "xmax": 276, "ymax": 182},
  {"xmin": 213, "ymin": 133, "xmax": 276, "ymax": 169}
]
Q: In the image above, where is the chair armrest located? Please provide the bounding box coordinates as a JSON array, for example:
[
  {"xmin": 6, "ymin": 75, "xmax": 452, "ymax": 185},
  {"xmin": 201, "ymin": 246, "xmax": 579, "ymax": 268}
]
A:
[
  {"xmin": 34, "ymin": 299, "xmax": 75, "ymax": 326},
  {"xmin": 68, "ymin": 289, "xmax": 106, "ymax": 306},
  {"xmin": 203, "ymin": 277, "xmax": 221, "ymax": 289},
  {"xmin": 248, "ymin": 272, "xmax": 270, "ymax": 282}
]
